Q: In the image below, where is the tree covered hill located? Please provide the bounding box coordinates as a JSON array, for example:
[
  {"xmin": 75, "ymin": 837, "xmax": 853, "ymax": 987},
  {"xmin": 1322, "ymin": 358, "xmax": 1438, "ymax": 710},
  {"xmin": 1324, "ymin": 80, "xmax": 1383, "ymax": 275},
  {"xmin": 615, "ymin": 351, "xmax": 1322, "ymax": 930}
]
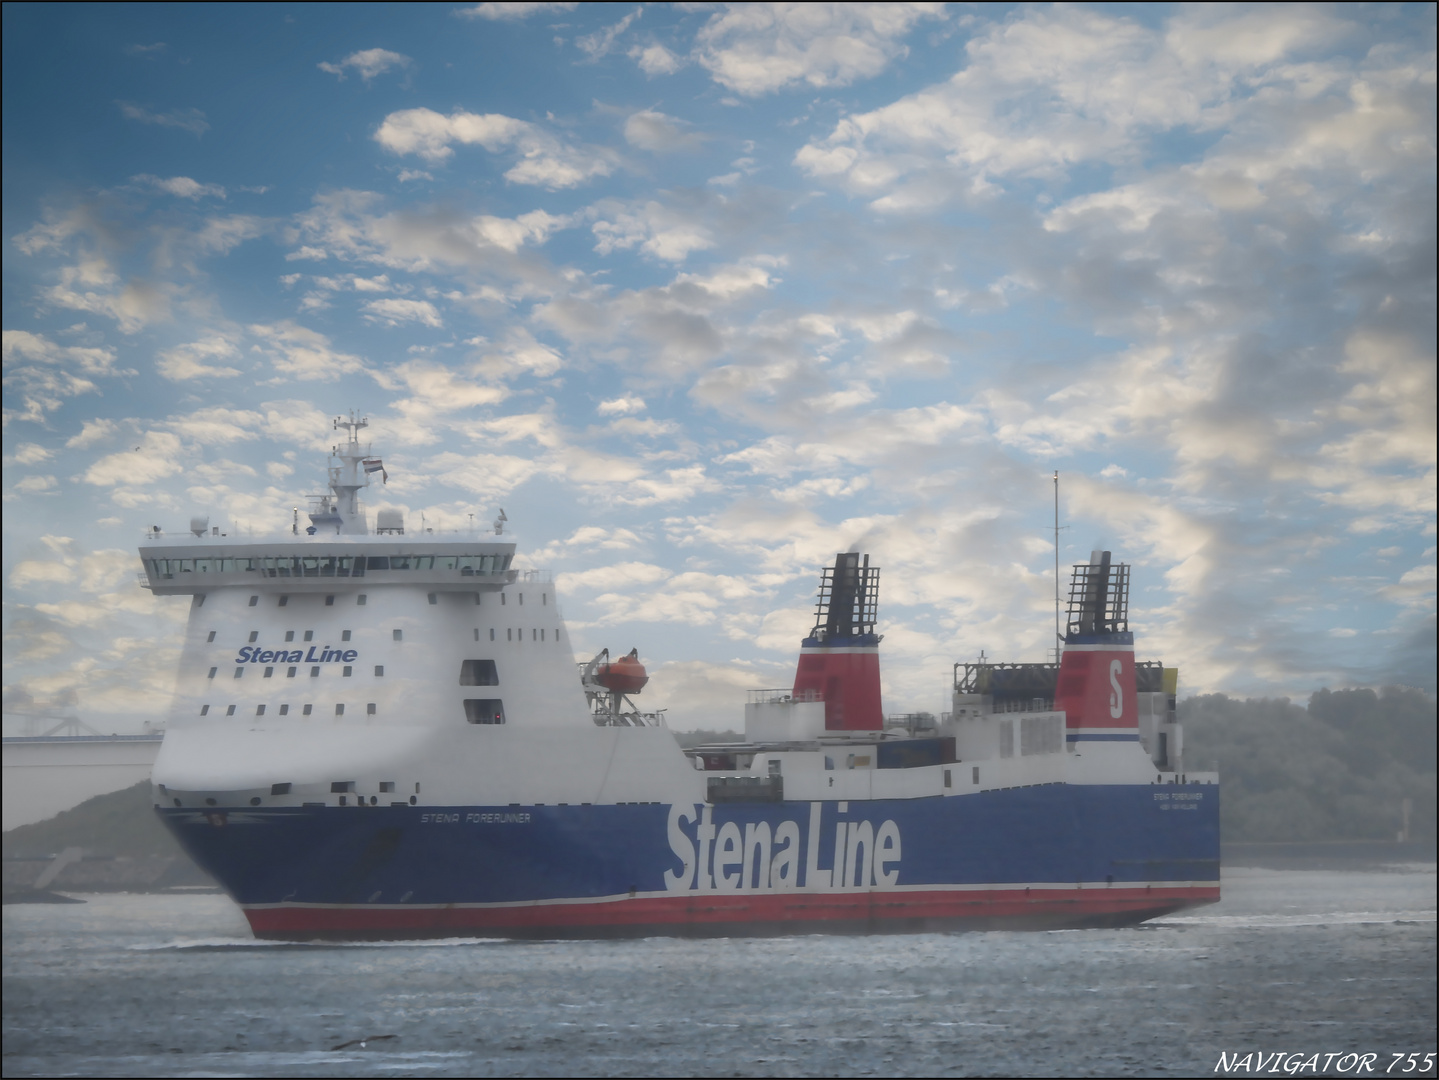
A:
[{"xmin": 1181, "ymin": 686, "xmax": 1435, "ymax": 843}]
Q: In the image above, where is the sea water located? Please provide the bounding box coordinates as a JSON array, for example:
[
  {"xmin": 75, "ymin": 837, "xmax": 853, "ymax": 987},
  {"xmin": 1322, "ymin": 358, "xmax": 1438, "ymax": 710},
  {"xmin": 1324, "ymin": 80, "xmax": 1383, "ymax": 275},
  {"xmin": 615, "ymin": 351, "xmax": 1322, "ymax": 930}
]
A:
[{"xmin": 3, "ymin": 866, "xmax": 1435, "ymax": 1078}]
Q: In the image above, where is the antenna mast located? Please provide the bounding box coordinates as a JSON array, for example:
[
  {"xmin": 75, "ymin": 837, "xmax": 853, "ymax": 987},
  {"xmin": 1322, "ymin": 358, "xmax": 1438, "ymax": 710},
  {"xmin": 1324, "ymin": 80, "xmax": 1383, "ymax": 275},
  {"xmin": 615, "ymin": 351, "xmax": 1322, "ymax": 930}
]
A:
[{"xmin": 1053, "ymin": 471, "xmax": 1061, "ymax": 661}]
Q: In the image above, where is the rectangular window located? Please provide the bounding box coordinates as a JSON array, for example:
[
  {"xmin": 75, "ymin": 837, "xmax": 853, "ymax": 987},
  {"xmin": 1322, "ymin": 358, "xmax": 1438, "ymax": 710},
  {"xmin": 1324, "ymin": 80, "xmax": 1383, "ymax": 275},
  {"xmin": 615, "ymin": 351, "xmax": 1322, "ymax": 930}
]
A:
[
  {"xmin": 264, "ymin": 667, "xmax": 274, "ymax": 678},
  {"xmin": 473, "ymin": 629, "xmax": 479, "ymax": 641},
  {"xmin": 379, "ymin": 781, "xmax": 394, "ymax": 793},
  {"xmin": 330, "ymin": 781, "xmax": 354, "ymax": 793},
  {"xmin": 501, "ymin": 593, "xmax": 506, "ymax": 605},
  {"xmin": 279, "ymin": 595, "xmax": 289, "ymax": 606},
  {"xmin": 518, "ymin": 593, "xmax": 524, "ymax": 606},
  {"xmin": 325, "ymin": 595, "xmax": 335, "ymax": 606},
  {"xmin": 256, "ymin": 705, "xmax": 266, "ymax": 716},
  {"xmin": 226, "ymin": 705, "xmax": 236, "ymax": 716},
  {"xmin": 208, "ymin": 667, "xmax": 217, "ymax": 679},
  {"xmin": 285, "ymin": 631, "xmax": 295, "ymax": 642},
  {"xmin": 428, "ymin": 593, "xmax": 437, "ymax": 605},
  {"xmin": 234, "ymin": 668, "xmax": 244, "ymax": 679},
  {"xmin": 341, "ymin": 630, "xmax": 351, "ymax": 641},
  {"xmin": 343, "ymin": 666, "xmax": 352, "ymax": 677},
  {"xmin": 310, "ymin": 666, "xmax": 320, "ymax": 677},
  {"xmin": 303, "ymin": 704, "xmax": 313, "ymax": 716},
  {"xmin": 464, "ymin": 698, "xmax": 505, "ymax": 725},
  {"xmin": 459, "ymin": 659, "xmax": 499, "ymax": 686},
  {"xmin": 335, "ymin": 704, "xmax": 345, "ymax": 716},
  {"xmin": 200, "ymin": 705, "xmax": 210, "ymax": 716},
  {"xmin": 490, "ymin": 628, "xmax": 495, "ymax": 641},
  {"xmin": 207, "ymin": 631, "xmax": 216, "ymax": 642},
  {"xmin": 271, "ymin": 783, "xmax": 291, "ymax": 795},
  {"xmin": 393, "ymin": 629, "xmax": 402, "ymax": 641},
  {"xmin": 248, "ymin": 596, "xmax": 258, "ymax": 607},
  {"xmin": 507, "ymin": 628, "xmax": 512, "ymax": 641},
  {"xmin": 944, "ymin": 768, "xmax": 952, "ymax": 789},
  {"xmin": 367, "ymin": 703, "xmax": 377, "ymax": 716},
  {"xmin": 278, "ymin": 704, "xmax": 289, "ymax": 716},
  {"xmin": 357, "ymin": 594, "xmax": 367, "ymax": 605},
  {"xmin": 374, "ymin": 665, "xmax": 384, "ymax": 677},
  {"xmin": 972, "ymin": 766, "xmax": 980, "ymax": 785},
  {"xmin": 248, "ymin": 631, "xmax": 259, "ymax": 642},
  {"xmin": 287, "ymin": 667, "xmax": 297, "ymax": 678},
  {"xmin": 304, "ymin": 630, "xmax": 314, "ymax": 642}
]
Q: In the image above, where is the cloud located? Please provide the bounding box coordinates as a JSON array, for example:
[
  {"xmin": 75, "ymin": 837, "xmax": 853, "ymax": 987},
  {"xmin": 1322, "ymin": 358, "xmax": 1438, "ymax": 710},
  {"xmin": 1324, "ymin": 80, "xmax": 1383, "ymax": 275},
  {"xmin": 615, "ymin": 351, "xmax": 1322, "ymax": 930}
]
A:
[
  {"xmin": 288, "ymin": 189, "xmax": 569, "ymax": 270},
  {"xmin": 362, "ymin": 297, "xmax": 444, "ymax": 328},
  {"xmin": 132, "ymin": 174, "xmax": 226, "ymax": 200},
  {"xmin": 2, "ymin": 330, "xmax": 123, "ymax": 424},
  {"xmin": 116, "ymin": 101, "xmax": 209, "ymax": 135},
  {"xmin": 456, "ymin": 2, "xmax": 576, "ymax": 20},
  {"xmin": 623, "ymin": 109, "xmax": 704, "ymax": 153},
  {"xmin": 629, "ymin": 43, "xmax": 680, "ymax": 76},
  {"xmin": 374, "ymin": 108, "xmax": 614, "ymax": 188},
  {"xmin": 577, "ymin": 8, "xmax": 640, "ymax": 60},
  {"xmin": 794, "ymin": 4, "xmax": 1363, "ymax": 202},
  {"xmin": 248, "ymin": 321, "xmax": 367, "ymax": 380},
  {"xmin": 598, "ymin": 395, "xmax": 646, "ymax": 416},
  {"xmin": 155, "ymin": 334, "xmax": 244, "ymax": 380},
  {"xmin": 694, "ymin": 2, "xmax": 947, "ymax": 97},
  {"xmin": 318, "ymin": 48, "xmax": 411, "ymax": 81}
]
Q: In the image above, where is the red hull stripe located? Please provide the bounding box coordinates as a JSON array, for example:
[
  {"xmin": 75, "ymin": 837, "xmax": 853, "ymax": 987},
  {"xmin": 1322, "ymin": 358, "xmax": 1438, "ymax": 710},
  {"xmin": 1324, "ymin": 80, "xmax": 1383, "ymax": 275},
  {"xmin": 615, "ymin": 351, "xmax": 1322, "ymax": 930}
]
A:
[{"xmin": 244, "ymin": 886, "xmax": 1220, "ymax": 934}]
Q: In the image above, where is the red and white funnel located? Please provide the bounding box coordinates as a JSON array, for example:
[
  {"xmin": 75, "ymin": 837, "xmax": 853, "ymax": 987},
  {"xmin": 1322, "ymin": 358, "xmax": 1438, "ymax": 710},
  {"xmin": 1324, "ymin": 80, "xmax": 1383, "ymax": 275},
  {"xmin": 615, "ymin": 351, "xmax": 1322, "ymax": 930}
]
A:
[{"xmin": 792, "ymin": 553, "xmax": 884, "ymax": 731}]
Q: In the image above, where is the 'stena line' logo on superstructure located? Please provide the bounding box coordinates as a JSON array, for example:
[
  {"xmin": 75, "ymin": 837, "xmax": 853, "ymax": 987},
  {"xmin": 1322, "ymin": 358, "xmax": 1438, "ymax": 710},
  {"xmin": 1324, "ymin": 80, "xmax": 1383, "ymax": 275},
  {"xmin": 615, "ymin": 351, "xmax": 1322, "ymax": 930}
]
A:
[
  {"xmin": 235, "ymin": 646, "xmax": 358, "ymax": 665},
  {"xmin": 663, "ymin": 803, "xmax": 900, "ymax": 892}
]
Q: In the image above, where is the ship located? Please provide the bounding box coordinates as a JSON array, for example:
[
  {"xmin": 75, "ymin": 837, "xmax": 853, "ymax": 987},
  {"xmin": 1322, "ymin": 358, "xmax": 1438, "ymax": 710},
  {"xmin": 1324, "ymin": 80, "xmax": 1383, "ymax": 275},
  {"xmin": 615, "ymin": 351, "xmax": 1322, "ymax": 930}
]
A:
[{"xmin": 144, "ymin": 414, "xmax": 1219, "ymax": 940}]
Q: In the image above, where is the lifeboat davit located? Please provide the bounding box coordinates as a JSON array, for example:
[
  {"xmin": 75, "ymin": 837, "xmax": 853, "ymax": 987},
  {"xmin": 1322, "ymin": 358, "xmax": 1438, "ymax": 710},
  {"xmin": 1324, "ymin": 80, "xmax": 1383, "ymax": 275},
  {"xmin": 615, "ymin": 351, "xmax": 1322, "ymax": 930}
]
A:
[{"xmin": 597, "ymin": 648, "xmax": 648, "ymax": 694}]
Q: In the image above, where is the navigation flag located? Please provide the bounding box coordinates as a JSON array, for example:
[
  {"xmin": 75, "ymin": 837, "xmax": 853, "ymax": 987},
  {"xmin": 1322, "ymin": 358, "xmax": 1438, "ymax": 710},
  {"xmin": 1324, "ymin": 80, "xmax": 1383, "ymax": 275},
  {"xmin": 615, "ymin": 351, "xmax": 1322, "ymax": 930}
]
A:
[{"xmin": 363, "ymin": 458, "xmax": 388, "ymax": 484}]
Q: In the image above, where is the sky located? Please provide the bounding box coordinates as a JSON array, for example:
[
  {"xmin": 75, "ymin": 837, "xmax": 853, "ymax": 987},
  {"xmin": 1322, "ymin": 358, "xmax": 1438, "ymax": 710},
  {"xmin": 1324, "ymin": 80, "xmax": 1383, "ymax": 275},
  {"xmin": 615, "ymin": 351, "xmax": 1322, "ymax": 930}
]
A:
[{"xmin": 2, "ymin": 2, "xmax": 1434, "ymax": 733}]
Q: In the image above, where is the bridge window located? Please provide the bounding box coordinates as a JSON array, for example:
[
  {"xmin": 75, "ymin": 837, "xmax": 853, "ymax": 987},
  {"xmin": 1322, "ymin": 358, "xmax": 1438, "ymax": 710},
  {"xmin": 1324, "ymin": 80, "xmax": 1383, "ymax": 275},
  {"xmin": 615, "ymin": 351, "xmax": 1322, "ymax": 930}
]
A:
[
  {"xmin": 459, "ymin": 659, "xmax": 498, "ymax": 686},
  {"xmin": 464, "ymin": 699, "xmax": 505, "ymax": 725}
]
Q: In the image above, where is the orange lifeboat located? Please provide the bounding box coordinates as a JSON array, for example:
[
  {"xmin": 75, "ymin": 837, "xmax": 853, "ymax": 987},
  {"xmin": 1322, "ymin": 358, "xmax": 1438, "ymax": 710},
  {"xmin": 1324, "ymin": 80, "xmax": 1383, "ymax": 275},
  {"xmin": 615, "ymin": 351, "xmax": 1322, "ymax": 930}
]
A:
[{"xmin": 597, "ymin": 648, "xmax": 648, "ymax": 694}]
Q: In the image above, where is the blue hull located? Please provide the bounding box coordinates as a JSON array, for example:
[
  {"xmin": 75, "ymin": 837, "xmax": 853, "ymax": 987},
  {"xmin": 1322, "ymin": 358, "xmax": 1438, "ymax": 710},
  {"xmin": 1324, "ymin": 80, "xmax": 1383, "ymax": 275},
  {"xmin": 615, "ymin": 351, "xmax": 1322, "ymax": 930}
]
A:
[{"xmin": 159, "ymin": 784, "xmax": 1220, "ymax": 939}]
